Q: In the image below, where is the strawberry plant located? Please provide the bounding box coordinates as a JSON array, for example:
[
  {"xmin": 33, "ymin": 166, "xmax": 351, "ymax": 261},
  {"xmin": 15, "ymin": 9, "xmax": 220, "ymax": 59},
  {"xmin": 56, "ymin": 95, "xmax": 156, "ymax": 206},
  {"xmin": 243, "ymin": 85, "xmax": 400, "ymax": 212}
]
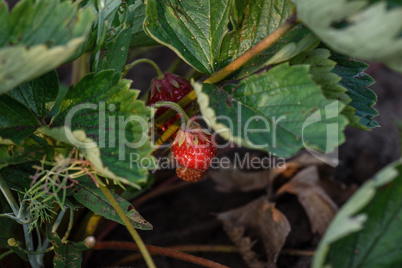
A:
[{"xmin": 0, "ymin": 0, "xmax": 402, "ymax": 267}]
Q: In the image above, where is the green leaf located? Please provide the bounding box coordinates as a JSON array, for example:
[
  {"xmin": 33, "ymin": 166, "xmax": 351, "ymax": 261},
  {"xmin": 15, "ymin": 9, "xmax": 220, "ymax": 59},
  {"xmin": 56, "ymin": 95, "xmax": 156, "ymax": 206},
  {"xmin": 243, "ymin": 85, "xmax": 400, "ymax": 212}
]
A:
[
  {"xmin": 219, "ymin": 0, "xmax": 316, "ymax": 79},
  {"xmin": 0, "ymin": 162, "xmax": 35, "ymax": 191},
  {"xmin": 262, "ymin": 33, "xmax": 320, "ymax": 68},
  {"xmin": 290, "ymin": 48, "xmax": 378, "ymax": 130},
  {"xmin": 367, "ymin": 0, "xmax": 402, "ymax": 9},
  {"xmin": 73, "ymin": 176, "xmax": 152, "ymax": 230},
  {"xmin": 0, "ymin": 72, "xmax": 60, "ymax": 144},
  {"xmin": 330, "ymin": 51, "xmax": 378, "ymax": 129},
  {"xmin": 0, "ymin": 39, "xmax": 86, "ymax": 96},
  {"xmin": 292, "ymin": 0, "xmax": 402, "ymax": 73},
  {"xmin": 144, "ymin": 0, "xmax": 231, "ymax": 75},
  {"xmin": 49, "ymin": 71, "xmax": 155, "ymax": 187},
  {"xmin": 0, "ymin": 0, "xmax": 95, "ymax": 94},
  {"xmin": 313, "ymin": 159, "xmax": 402, "ymax": 268},
  {"xmin": 0, "ymin": 137, "xmax": 53, "ymax": 167},
  {"xmin": 99, "ymin": 1, "xmax": 134, "ymax": 72},
  {"xmin": 0, "ymin": 1, "xmax": 9, "ymax": 42},
  {"xmin": 8, "ymin": 71, "xmax": 59, "ymax": 119},
  {"xmin": 46, "ymin": 227, "xmax": 87, "ymax": 268},
  {"xmin": 220, "ymin": 0, "xmax": 292, "ymax": 64},
  {"xmin": 4, "ymin": 0, "xmax": 94, "ymax": 47},
  {"xmin": 196, "ymin": 63, "xmax": 348, "ymax": 158},
  {"xmin": 129, "ymin": 1, "xmax": 158, "ymax": 47},
  {"xmin": 0, "ymin": 94, "xmax": 40, "ymax": 144}
]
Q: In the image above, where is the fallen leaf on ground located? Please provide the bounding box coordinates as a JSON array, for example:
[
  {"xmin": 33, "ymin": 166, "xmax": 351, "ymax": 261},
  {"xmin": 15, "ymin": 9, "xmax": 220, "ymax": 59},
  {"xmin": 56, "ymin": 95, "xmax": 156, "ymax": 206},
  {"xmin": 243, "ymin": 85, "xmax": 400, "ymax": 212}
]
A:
[
  {"xmin": 209, "ymin": 152, "xmax": 337, "ymax": 194},
  {"xmin": 276, "ymin": 166, "xmax": 337, "ymax": 236},
  {"xmin": 217, "ymin": 197, "xmax": 291, "ymax": 268},
  {"xmin": 209, "ymin": 166, "xmax": 270, "ymax": 193}
]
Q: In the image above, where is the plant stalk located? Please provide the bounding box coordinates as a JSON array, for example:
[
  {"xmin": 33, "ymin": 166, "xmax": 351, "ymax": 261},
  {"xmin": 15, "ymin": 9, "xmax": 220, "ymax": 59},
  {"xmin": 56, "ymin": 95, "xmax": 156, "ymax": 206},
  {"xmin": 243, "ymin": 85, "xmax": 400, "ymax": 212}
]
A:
[
  {"xmin": 204, "ymin": 13, "xmax": 298, "ymax": 84},
  {"xmin": 0, "ymin": 175, "xmax": 20, "ymax": 216},
  {"xmin": 0, "ymin": 175, "xmax": 40, "ymax": 267},
  {"xmin": 92, "ymin": 241, "xmax": 230, "ymax": 268},
  {"xmin": 154, "ymin": 90, "xmax": 197, "ymax": 128},
  {"xmin": 154, "ymin": 103, "xmax": 198, "ymax": 146},
  {"xmin": 62, "ymin": 207, "xmax": 74, "ymax": 242},
  {"xmin": 99, "ymin": 184, "xmax": 156, "ymax": 268},
  {"xmin": 153, "ymin": 101, "xmax": 190, "ymax": 124},
  {"xmin": 123, "ymin": 58, "xmax": 164, "ymax": 79}
]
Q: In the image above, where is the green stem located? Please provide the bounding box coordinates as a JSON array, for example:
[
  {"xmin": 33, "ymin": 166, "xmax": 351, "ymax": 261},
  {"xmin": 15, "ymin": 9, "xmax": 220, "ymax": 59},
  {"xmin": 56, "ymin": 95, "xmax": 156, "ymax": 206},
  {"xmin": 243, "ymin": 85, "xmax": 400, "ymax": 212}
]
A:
[
  {"xmin": 91, "ymin": 0, "xmax": 106, "ymax": 73},
  {"xmin": 99, "ymin": 184, "xmax": 156, "ymax": 268},
  {"xmin": 153, "ymin": 101, "xmax": 190, "ymax": 124},
  {"xmin": 123, "ymin": 58, "xmax": 164, "ymax": 79},
  {"xmin": 8, "ymin": 242, "xmax": 54, "ymax": 255},
  {"xmin": 0, "ymin": 213, "xmax": 29, "ymax": 224},
  {"xmin": 52, "ymin": 207, "xmax": 67, "ymax": 233},
  {"xmin": 154, "ymin": 90, "xmax": 197, "ymax": 128},
  {"xmin": 0, "ymin": 175, "xmax": 20, "ymax": 215},
  {"xmin": 0, "ymin": 175, "xmax": 39, "ymax": 267},
  {"xmin": 62, "ymin": 207, "xmax": 74, "ymax": 242},
  {"xmin": 154, "ymin": 103, "xmax": 199, "ymax": 146},
  {"xmin": 0, "ymin": 250, "xmax": 13, "ymax": 260},
  {"xmin": 23, "ymin": 222, "xmax": 39, "ymax": 268}
]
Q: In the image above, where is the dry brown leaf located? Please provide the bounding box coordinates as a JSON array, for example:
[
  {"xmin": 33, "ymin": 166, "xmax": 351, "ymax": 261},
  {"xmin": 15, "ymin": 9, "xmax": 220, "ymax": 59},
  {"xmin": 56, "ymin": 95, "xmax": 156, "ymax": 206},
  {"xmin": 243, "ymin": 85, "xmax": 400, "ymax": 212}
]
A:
[
  {"xmin": 276, "ymin": 166, "xmax": 337, "ymax": 236},
  {"xmin": 209, "ymin": 152, "xmax": 337, "ymax": 193},
  {"xmin": 209, "ymin": 166, "xmax": 270, "ymax": 192},
  {"xmin": 218, "ymin": 197, "xmax": 291, "ymax": 268}
]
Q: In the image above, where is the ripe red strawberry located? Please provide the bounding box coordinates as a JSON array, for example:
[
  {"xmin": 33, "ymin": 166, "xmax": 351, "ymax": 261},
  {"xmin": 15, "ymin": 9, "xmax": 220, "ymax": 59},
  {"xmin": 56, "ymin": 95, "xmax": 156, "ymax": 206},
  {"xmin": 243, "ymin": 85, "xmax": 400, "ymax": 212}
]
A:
[
  {"xmin": 147, "ymin": 73, "xmax": 193, "ymax": 135},
  {"xmin": 172, "ymin": 121, "xmax": 217, "ymax": 181}
]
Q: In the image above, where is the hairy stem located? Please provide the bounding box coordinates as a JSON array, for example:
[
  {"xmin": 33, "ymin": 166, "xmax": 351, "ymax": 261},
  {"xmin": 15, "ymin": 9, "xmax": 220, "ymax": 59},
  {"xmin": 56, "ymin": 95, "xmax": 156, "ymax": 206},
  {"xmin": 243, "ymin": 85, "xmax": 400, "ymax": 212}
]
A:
[
  {"xmin": 23, "ymin": 221, "xmax": 39, "ymax": 268},
  {"xmin": 92, "ymin": 241, "xmax": 230, "ymax": 268},
  {"xmin": 99, "ymin": 185, "xmax": 156, "ymax": 268},
  {"xmin": 0, "ymin": 175, "xmax": 40, "ymax": 267},
  {"xmin": 123, "ymin": 58, "xmax": 164, "ymax": 79}
]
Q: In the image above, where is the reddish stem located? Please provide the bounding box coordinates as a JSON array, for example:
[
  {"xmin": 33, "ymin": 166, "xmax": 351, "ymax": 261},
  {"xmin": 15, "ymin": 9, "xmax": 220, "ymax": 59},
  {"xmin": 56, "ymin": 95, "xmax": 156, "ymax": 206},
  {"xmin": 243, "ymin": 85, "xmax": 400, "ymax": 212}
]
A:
[{"xmin": 92, "ymin": 241, "xmax": 230, "ymax": 268}]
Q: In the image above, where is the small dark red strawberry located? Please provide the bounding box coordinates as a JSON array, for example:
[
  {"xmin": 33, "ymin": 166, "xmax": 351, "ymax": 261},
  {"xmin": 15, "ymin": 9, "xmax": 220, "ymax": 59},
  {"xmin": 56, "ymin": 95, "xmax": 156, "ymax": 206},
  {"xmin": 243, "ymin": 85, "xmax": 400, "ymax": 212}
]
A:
[
  {"xmin": 176, "ymin": 167, "xmax": 206, "ymax": 182},
  {"xmin": 147, "ymin": 73, "xmax": 193, "ymax": 135},
  {"xmin": 171, "ymin": 121, "xmax": 217, "ymax": 180}
]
